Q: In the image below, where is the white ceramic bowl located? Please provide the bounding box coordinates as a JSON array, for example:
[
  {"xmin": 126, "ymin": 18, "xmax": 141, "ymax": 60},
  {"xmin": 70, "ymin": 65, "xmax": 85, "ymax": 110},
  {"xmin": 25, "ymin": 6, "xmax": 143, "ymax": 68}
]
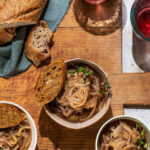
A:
[
  {"xmin": 44, "ymin": 58, "xmax": 111, "ymax": 129},
  {"xmin": 95, "ymin": 115, "xmax": 150, "ymax": 150},
  {"xmin": 0, "ymin": 101, "xmax": 37, "ymax": 150}
]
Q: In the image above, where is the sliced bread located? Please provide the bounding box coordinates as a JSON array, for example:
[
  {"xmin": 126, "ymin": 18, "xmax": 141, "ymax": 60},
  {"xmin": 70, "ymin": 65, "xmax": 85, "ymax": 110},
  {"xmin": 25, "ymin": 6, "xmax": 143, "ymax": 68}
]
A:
[
  {"xmin": 0, "ymin": 104, "xmax": 26, "ymax": 129},
  {"xmin": 35, "ymin": 58, "xmax": 66, "ymax": 105},
  {"xmin": 0, "ymin": 0, "xmax": 47, "ymax": 28},
  {"xmin": 0, "ymin": 27, "xmax": 16, "ymax": 45},
  {"xmin": 25, "ymin": 21, "xmax": 53, "ymax": 67},
  {"xmin": 0, "ymin": 0, "xmax": 7, "ymax": 9},
  {"xmin": 0, "ymin": 0, "xmax": 16, "ymax": 45}
]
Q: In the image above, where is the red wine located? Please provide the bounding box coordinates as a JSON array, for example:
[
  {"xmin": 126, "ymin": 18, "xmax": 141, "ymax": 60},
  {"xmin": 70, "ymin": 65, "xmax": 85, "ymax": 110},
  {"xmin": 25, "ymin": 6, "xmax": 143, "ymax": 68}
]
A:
[
  {"xmin": 84, "ymin": 0, "xmax": 106, "ymax": 4},
  {"xmin": 135, "ymin": 3, "xmax": 150, "ymax": 39}
]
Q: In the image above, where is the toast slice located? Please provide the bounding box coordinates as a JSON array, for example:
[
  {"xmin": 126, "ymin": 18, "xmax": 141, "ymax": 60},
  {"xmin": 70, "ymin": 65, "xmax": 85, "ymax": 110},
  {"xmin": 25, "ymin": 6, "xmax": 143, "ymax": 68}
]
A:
[
  {"xmin": 25, "ymin": 21, "xmax": 53, "ymax": 67},
  {"xmin": 36, "ymin": 58, "xmax": 67, "ymax": 105},
  {"xmin": 0, "ymin": 104, "xmax": 26, "ymax": 129}
]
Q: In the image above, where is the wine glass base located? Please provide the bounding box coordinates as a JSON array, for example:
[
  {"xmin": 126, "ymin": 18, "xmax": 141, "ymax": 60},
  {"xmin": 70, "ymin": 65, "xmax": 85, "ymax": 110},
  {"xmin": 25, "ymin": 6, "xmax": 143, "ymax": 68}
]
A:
[{"xmin": 74, "ymin": 0, "xmax": 121, "ymax": 35}]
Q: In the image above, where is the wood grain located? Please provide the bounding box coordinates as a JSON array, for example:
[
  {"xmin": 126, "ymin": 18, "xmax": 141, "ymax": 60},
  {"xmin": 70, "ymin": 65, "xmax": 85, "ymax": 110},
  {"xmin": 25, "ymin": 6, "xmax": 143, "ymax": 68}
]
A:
[{"xmin": 1, "ymin": 0, "xmax": 148, "ymax": 150}]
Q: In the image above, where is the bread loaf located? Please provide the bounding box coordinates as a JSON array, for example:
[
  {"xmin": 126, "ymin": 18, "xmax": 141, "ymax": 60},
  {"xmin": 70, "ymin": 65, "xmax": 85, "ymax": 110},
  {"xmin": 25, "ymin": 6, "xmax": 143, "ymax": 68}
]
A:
[
  {"xmin": 0, "ymin": 0, "xmax": 47, "ymax": 28},
  {"xmin": 35, "ymin": 58, "xmax": 66, "ymax": 105},
  {"xmin": 0, "ymin": 0, "xmax": 16, "ymax": 45},
  {"xmin": 0, "ymin": 0, "xmax": 6, "ymax": 9},
  {"xmin": 0, "ymin": 28, "xmax": 16, "ymax": 45},
  {"xmin": 25, "ymin": 21, "xmax": 53, "ymax": 66}
]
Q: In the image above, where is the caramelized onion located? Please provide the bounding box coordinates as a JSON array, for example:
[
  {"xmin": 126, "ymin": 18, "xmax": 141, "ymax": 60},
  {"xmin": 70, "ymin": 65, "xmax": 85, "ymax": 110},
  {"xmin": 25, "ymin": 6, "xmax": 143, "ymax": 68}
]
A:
[
  {"xmin": 0, "ymin": 119, "xmax": 31, "ymax": 150},
  {"xmin": 55, "ymin": 65, "xmax": 103, "ymax": 122}
]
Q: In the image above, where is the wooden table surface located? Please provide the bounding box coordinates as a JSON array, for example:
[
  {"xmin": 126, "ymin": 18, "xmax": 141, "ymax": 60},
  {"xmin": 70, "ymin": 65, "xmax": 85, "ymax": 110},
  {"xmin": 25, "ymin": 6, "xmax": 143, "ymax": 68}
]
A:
[{"xmin": 1, "ymin": 0, "xmax": 150, "ymax": 150}]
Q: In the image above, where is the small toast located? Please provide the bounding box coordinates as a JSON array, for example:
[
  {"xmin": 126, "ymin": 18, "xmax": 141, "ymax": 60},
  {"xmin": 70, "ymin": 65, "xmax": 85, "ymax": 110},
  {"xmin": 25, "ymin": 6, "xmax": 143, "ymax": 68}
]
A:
[
  {"xmin": 35, "ymin": 58, "xmax": 66, "ymax": 105},
  {"xmin": 0, "ymin": 104, "xmax": 26, "ymax": 129}
]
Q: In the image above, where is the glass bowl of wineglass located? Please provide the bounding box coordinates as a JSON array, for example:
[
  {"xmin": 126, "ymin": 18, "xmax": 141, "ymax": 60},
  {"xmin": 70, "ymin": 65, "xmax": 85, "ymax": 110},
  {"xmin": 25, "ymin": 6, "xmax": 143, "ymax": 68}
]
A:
[
  {"xmin": 84, "ymin": 0, "xmax": 106, "ymax": 5},
  {"xmin": 131, "ymin": 0, "xmax": 150, "ymax": 41}
]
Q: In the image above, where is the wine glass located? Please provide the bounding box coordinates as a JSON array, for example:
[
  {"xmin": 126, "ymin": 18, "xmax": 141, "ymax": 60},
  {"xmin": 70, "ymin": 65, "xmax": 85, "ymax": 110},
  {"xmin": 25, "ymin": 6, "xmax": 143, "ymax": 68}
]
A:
[
  {"xmin": 74, "ymin": 0, "xmax": 121, "ymax": 35},
  {"xmin": 131, "ymin": 0, "xmax": 150, "ymax": 41}
]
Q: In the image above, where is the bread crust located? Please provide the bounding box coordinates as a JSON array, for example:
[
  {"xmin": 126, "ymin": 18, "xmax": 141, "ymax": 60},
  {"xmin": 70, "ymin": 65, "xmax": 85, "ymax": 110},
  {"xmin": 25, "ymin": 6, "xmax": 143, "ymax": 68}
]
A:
[
  {"xmin": 0, "ymin": 0, "xmax": 7, "ymax": 9},
  {"xmin": 0, "ymin": 27, "xmax": 16, "ymax": 45},
  {"xmin": 25, "ymin": 20, "xmax": 53, "ymax": 66},
  {"xmin": 0, "ymin": 0, "xmax": 16, "ymax": 44},
  {"xmin": 0, "ymin": 0, "xmax": 47, "ymax": 28},
  {"xmin": 35, "ymin": 58, "xmax": 67, "ymax": 105},
  {"xmin": 0, "ymin": 104, "xmax": 26, "ymax": 129}
]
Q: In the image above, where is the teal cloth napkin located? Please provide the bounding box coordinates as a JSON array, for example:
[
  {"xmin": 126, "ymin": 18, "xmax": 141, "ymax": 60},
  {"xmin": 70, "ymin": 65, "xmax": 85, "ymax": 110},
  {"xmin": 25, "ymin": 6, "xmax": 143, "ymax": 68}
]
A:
[{"xmin": 0, "ymin": 0, "xmax": 72, "ymax": 78}]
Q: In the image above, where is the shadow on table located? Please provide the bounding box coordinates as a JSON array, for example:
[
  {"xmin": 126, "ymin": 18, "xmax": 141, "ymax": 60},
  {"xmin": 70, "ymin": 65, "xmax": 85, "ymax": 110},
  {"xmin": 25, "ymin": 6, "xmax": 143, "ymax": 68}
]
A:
[
  {"xmin": 38, "ymin": 107, "xmax": 113, "ymax": 150},
  {"xmin": 132, "ymin": 32, "xmax": 150, "ymax": 72},
  {"xmin": 35, "ymin": 146, "xmax": 39, "ymax": 150},
  {"xmin": 73, "ymin": 0, "xmax": 121, "ymax": 35}
]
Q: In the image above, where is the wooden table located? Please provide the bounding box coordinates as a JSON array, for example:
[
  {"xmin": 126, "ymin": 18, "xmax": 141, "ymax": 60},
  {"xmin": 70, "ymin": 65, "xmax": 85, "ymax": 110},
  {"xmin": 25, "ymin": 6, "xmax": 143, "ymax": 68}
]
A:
[{"xmin": 1, "ymin": 0, "xmax": 150, "ymax": 150}]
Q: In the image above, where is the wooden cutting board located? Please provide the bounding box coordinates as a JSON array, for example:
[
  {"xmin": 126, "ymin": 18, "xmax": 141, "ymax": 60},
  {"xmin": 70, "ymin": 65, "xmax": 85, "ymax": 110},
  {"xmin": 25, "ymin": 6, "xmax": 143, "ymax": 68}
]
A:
[{"xmin": 1, "ymin": 0, "xmax": 150, "ymax": 150}]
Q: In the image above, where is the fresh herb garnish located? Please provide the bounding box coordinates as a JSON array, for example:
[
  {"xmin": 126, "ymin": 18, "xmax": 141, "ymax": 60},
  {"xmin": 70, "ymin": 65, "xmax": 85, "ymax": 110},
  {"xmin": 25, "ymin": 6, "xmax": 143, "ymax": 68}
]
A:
[
  {"xmin": 78, "ymin": 67, "xmax": 85, "ymax": 72},
  {"xmin": 0, "ymin": 147, "xmax": 3, "ymax": 150},
  {"xmin": 84, "ymin": 71, "xmax": 93, "ymax": 76},
  {"xmin": 135, "ymin": 124, "xmax": 147, "ymax": 149},
  {"xmin": 135, "ymin": 138, "xmax": 140, "ymax": 146},
  {"xmin": 99, "ymin": 90, "xmax": 105, "ymax": 94},
  {"xmin": 70, "ymin": 70, "xmax": 76, "ymax": 74},
  {"xmin": 107, "ymin": 86, "xmax": 111, "ymax": 89},
  {"xmin": 136, "ymin": 123, "xmax": 138, "ymax": 130},
  {"xmin": 141, "ymin": 129, "xmax": 145, "ymax": 137},
  {"xmin": 105, "ymin": 82, "xmax": 109, "ymax": 85},
  {"xmin": 101, "ymin": 82, "xmax": 111, "ymax": 90},
  {"xmin": 140, "ymin": 140, "xmax": 145, "ymax": 145}
]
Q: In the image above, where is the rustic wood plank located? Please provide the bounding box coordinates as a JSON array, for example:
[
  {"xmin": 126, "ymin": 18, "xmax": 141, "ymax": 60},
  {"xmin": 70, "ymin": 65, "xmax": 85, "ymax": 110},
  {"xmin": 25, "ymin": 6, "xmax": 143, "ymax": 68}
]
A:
[
  {"xmin": 51, "ymin": 27, "xmax": 122, "ymax": 74},
  {"xmin": 110, "ymin": 73, "xmax": 150, "ymax": 105}
]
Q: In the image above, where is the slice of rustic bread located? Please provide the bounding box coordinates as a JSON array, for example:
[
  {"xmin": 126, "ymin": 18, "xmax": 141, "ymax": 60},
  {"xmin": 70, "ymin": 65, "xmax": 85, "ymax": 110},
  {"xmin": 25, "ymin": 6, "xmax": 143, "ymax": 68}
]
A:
[
  {"xmin": 0, "ymin": 0, "xmax": 47, "ymax": 28},
  {"xmin": 0, "ymin": 104, "xmax": 26, "ymax": 129},
  {"xmin": 0, "ymin": 0, "xmax": 16, "ymax": 45},
  {"xmin": 25, "ymin": 21, "xmax": 53, "ymax": 67},
  {"xmin": 0, "ymin": 27, "xmax": 16, "ymax": 45},
  {"xmin": 35, "ymin": 58, "xmax": 66, "ymax": 105},
  {"xmin": 0, "ymin": 0, "xmax": 6, "ymax": 9}
]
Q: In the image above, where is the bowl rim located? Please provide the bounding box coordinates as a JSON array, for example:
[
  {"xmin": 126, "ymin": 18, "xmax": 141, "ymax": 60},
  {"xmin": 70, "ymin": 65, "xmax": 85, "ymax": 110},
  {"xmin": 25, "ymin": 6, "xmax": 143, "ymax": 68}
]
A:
[
  {"xmin": 95, "ymin": 115, "xmax": 150, "ymax": 150},
  {"xmin": 0, "ymin": 101, "xmax": 37, "ymax": 150},
  {"xmin": 44, "ymin": 58, "xmax": 111, "ymax": 129}
]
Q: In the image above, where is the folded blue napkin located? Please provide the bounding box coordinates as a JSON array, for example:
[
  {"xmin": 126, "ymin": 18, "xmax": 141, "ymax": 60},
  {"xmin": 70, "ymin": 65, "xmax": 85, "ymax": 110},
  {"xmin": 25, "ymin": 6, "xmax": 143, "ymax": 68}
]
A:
[{"xmin": 0, "ymin": 0, "xmax": 72, "ymax": 78}]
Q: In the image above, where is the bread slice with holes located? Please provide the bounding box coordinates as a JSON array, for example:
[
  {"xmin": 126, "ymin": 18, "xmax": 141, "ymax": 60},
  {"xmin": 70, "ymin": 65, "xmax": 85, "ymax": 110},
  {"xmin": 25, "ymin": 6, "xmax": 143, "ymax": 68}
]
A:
[
  {"xmin": 0, "ymin": 104, "xmax": 26, "ymax": 129},
  {"xmin": 35, "ymin": 58, "xmax": 66, "ymax": 105},
  {"xmin": 25, "ymin": 21, "xmax": 53, "ymax": 67},
  {"xmin": 0, "ymin": 0, "xmax": 47, "ymax": 28}
]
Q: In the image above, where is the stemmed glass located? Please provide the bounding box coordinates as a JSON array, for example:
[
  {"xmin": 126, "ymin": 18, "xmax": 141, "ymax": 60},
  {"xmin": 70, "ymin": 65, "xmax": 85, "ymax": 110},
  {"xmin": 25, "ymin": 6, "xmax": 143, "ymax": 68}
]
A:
[
  {"xmin": 131, "ymin": 0, "xmax": 150, "ymax": 41},
  {"xmin": 75, "ymin": 0, "xmax": 121, "ymax": 35}
]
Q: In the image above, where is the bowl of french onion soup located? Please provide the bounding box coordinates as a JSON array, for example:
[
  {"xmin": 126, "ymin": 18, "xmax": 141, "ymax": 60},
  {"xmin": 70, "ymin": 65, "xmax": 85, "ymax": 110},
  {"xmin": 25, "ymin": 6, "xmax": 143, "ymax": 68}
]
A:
[
  {"xmin": 44, "ymin": 58, "xmax": 112, "ymax": 129},
  {"xmin": 0, "ymin": 101, "xmax": 37, "ymax": 150},
  {"xmin": 95, "ymin": 115, "xmax": 150, "ymax": 150}
]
